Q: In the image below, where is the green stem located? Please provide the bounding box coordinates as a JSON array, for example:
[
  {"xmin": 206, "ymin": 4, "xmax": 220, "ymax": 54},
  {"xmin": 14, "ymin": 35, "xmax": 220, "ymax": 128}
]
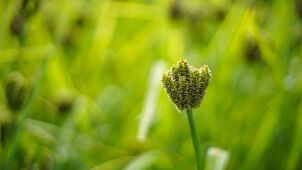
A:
[{"xmin": 186, "ymin": 109, "xmax": 202, "ymax": 170}]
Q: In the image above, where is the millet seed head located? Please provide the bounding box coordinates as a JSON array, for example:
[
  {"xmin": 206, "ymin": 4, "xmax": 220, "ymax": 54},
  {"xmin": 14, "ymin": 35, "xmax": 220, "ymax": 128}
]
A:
[
  {"xmin": 162, "ymin": 58, "xmax": 211, "ymax": 112},
  {"xmin": 4, "ymin": 72, "xmax": 28, "ymax": 112}
]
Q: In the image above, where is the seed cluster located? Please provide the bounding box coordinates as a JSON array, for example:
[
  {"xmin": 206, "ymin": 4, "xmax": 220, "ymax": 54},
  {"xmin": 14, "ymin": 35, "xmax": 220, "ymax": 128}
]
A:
[
  {"xmin": 162, "ymin": 58, "xmax": 211, "ymax": 112},
  {"xmin": 4, "ymin": 72, "xmax": 28, "ymax": 111}
]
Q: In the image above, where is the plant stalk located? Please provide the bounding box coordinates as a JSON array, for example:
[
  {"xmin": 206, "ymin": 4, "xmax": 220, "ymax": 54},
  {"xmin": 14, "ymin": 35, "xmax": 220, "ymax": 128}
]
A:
[{"xmin": 186, "ymin": 109, "xmax": 202, "ymax": 170}]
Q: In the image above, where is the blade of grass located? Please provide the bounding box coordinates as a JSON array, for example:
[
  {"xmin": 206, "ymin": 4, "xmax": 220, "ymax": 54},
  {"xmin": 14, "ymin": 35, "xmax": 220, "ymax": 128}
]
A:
[
  {"xmin": 137, "ymin": 60, "xmax": 166, "ymax": 142},
  {"xmin": 123, "ymin": 151, "xmax": 159, "ymax": 170},
  {"xmin": 205, "ymin": 147, "xmax": 229, "ymax": 170}
]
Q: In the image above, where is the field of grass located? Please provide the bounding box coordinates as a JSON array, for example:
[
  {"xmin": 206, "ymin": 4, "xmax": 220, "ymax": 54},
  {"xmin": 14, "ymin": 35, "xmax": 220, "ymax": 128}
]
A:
[{"xmin": 0, "ymin": 0, "xmax": 302, "ymax": 169}]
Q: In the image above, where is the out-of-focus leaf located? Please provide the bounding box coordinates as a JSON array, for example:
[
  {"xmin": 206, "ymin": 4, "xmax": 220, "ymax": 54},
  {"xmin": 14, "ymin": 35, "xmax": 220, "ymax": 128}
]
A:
[{"xmin": 123, "ymin": 151, "xmax": 159, "ymax": 170}]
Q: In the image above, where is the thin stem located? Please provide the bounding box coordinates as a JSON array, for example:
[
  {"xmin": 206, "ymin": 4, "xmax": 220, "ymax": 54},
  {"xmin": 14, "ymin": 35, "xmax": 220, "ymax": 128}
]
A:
[{"xmin": 186, "ymin": 109, "xmax": 202, "ymax": 170}]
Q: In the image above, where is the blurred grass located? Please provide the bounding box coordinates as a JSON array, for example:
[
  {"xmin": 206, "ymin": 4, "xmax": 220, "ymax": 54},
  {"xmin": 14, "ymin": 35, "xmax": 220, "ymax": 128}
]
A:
[{"xmin": 0, "ymin": 0, "xmax": 302, "ymax": 169}]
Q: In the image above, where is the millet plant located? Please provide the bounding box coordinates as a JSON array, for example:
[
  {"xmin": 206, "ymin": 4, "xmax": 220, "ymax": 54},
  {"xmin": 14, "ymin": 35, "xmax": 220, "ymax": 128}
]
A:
[{"xmin": 162, "ymin": 58, "xmax": 211, "ymax": 170}]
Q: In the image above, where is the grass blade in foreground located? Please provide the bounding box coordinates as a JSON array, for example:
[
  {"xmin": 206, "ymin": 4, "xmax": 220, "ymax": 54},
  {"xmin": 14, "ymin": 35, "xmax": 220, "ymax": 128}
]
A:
[
  {"xmin": 162, "ymin": 58, "xmax": 211, "ymax": 169},
  {"xmin": 205, "ymin": 147, "xmax": 229, "ymax": 170}
]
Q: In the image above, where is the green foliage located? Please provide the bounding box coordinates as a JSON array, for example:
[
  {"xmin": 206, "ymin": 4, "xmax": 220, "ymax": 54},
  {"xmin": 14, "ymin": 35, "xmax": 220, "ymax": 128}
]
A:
[{"xmin": 0, "ymin": 0, "xmax": 302, "ymax": 169}]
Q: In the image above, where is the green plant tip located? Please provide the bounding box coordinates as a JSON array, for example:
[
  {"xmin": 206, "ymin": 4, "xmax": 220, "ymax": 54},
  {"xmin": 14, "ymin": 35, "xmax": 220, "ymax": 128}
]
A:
[
  {"xmin": 162, "ymin": 58, "xmax": 211, "ymax": 112},
  {"xmin": 4, "ymin": 72, "xmax": 28, "ymax": 112}
]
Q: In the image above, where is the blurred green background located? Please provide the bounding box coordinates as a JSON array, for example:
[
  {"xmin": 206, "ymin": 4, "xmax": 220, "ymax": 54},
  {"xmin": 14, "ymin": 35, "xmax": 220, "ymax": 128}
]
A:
[{"xmin": 0, "ymin": 0, "xmax": 302, "ymax": 169}]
